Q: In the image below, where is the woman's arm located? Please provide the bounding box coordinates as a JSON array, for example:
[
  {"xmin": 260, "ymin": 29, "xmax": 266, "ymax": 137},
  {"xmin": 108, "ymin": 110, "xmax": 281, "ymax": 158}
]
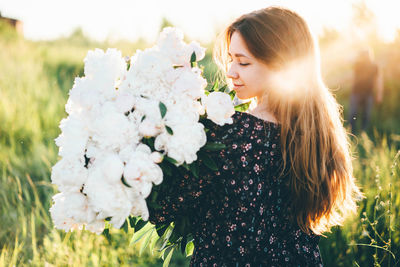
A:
[{"xmin": 147, "ymin": 120, "xmax": 226, "ymax": 226}]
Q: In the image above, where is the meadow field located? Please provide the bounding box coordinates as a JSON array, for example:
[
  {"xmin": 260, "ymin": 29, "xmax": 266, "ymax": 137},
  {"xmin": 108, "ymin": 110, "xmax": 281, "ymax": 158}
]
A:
[{"xmin": 0, "ymin": 21, "xmax": 399, "ymax": 267}]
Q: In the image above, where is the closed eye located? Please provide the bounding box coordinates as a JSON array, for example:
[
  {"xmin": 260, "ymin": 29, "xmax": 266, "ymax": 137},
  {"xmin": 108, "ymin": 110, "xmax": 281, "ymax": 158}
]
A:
[{"xmin": 239, "ymin": 63, "xmax": 250, "ymax": 66}]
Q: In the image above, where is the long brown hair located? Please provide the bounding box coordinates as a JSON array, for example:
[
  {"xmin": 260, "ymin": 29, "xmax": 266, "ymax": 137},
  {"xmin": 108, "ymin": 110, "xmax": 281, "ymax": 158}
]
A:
[{"xmin": 214, "ymin": 6, "xmax": 362, "ymax": 235}]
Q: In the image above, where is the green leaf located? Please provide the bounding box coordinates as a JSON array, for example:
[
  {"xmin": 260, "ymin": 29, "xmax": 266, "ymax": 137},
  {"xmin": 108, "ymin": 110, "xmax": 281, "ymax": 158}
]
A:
[
  {"xmin": 150, "ymin": 190, "xmax": 158, "ymax": 203},
  {"xmin": 190, "ymin": 51, "xmax": 196, "ymax": 63},
  {"xmin": 180, "ymin": 235, "xmax": 187, "ymax": 254},
  {"xmin": 163, "ymin": 246, "xmax": 175, "ymax": 267},
  {"xmin": 229, "ymin": 90, "xmax": 236, "ymax": 100},
  {"xmin": 169, "ymin": 227, "xmax": 181, "ymax": 244},
  {"xmin": 190, "ymin": 51, "xmax": 197, "ymax": 67},
  {"xmin": 203, "ymin": 142, "xmax": 226, "ymax": 151},
  {"xmin": 102, "ymin": 228, "xmax": 111, "ymax": 243},
  {"xmin": 199, "ymin": 151, "xmax": 218, "ymax": 171},
  {"xmin": 164, "ymin": 156, "xmax": 178, "ymax": 165},
  {"xmin": 234, "ymin": 101, "xmax": 251, "ymax": 112},
  {"xmin": 211, "ymin": 80, "xmax": 219, "ymax": 92},
  {"xmin": 121, "ymin": 219, "xmax": 129, "ymax": 233},
  {"xmin": 160, "ymin": 162, "xmax": 172, "ymax": 176},
  {"xmin": 130, "ymin": 223, "xmax": 154, "ymax": 246},
  {"xmin": 189, "ymin": 162, "xmax": 199, "ymax": 178},
  {"xmin": 121, "ymin": 176, "xmax": 131, "ymax": 188},
  {"xmin": 159, "ymin": 101, "xmax": 167, "ymax": 118},
  {"xmin": 139, "ymin": 228, "xmax": 155, "ymax": 256},
  {"xmin": 155, "ymin": 224, "xmax": 174, "ymax": 252},
  {"xmin": 147, "ymin": 201, "xmax": 163, "ymax": 210},
  {"xmin": 156, "ymin": 223, "xmax": 169, "ymax": 238},
  {"xmin": 143, "ymin": 137, "xmax": 155, "ymax": 150},
  {"xmin": 129, "ymin": 216, "xmax": 137, "ymax": 228},
  {"xmin": 134, "ymin": 219, "xmax": 148, "ymax": 232},
  {"xmin": 149, "ymin": 231, "xmax": 161, "ymax": 253},
  {"xmin": 165, "ymin": 125, "xmax": 173, "ymax": 135},
  {"xmin": 181, "ymin": 163, "xmax": 190, "ymax": 171},
  {"xmin": 220, "ymin": 84, "xmax": 228, "ymax": 93},
  {"xmin": 185, "ymin": 240, "xmax": 194, "ymax": 256}
]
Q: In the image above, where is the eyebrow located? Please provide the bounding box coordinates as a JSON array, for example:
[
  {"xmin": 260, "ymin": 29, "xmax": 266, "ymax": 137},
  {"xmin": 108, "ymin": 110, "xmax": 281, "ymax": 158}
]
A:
[{"xmin": 228, "ymin": 52, "xmax": 249, "ymax": 58}]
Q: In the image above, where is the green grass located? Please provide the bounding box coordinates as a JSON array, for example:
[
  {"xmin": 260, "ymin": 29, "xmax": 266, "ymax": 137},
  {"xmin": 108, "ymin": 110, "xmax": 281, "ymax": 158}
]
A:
[{"xmin": 0, "ymin": 21, "xmax": 399, "ymax": 266}]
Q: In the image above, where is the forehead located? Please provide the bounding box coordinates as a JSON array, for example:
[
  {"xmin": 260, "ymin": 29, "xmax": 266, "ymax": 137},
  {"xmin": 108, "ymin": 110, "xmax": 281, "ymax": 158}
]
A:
[{"xmin": 228, "ymin": 31, "xmax": 252, "ymax": 58}]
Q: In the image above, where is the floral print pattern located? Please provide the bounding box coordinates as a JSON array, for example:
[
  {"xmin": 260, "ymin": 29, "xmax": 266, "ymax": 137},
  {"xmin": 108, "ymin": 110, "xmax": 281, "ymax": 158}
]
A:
[{"xmin": 149, "ymin": 111, "xmax": 323, "ymax": 266}]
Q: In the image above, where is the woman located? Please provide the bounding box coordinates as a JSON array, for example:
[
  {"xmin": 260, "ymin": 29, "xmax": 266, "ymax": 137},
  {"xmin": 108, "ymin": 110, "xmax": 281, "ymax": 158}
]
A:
[{"xmin": 149, "ymin": 6, "xmax": 362, "ymax": 266}]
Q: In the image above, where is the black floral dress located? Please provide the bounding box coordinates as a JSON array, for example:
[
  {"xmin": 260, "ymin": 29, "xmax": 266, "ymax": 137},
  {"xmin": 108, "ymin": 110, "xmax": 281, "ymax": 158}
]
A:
[{"xmin": 148, "ymin": 111, "xmax": 323, "ymax": 267}]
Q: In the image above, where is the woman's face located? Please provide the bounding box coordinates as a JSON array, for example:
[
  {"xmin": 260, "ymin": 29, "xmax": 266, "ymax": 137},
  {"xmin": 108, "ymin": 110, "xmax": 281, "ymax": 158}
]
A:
[{"xmin": 227, "ymin": 31, "xmax": 273, "ymax": 101}]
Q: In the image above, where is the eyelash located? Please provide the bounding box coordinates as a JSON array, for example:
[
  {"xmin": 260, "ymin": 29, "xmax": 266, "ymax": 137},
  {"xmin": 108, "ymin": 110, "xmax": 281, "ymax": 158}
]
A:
[{"xmin": 228, "ymin": 58, "xmax": 250, "ymax": 66}]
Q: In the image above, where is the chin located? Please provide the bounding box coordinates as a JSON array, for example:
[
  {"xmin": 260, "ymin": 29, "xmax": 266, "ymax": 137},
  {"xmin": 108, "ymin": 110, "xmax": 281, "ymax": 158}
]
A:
[{"xmin": 236, "ymin": 93, "xmax": 252, "ymax": 100}]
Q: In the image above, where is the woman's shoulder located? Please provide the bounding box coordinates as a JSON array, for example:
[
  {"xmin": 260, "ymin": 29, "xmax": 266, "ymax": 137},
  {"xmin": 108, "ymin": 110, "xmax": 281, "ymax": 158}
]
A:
[
  {"xmin": 233, "ymin": 111, "xmax": 280, "ymax": 129},
  {"xmin": 205, "ymin": 111, "xmax": 281, "ymax": 151},
  {"xmin": 230, "ymin": 111, "xmax": 281, "ymax": 138}
]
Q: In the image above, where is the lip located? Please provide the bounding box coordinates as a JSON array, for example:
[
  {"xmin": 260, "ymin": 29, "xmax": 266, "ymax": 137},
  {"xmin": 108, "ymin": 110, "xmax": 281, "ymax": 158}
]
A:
[{"xmin": 233, "ymin": 84, "xmax": 244, "ymax": 90}]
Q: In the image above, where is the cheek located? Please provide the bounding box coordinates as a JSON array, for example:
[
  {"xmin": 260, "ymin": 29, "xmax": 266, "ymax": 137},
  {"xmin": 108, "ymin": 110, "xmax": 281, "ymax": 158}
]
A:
[
  {"xmin": 246, "ymin": 71, "xmax": 266, "ymax": 93},
  {"xmin": 254, "ymin": 69, "xmax": 271, "ymax": 91},
  {"xmin": 236, "ymin": 74, "xmax": 262, "ymax": 99}
]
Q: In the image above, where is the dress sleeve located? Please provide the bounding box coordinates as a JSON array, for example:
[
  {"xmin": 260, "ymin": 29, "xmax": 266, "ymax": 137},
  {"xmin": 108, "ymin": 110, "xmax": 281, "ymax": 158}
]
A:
[{"xmin": 147, "ymin": 119, "xmax": 228, "ymax": 226}]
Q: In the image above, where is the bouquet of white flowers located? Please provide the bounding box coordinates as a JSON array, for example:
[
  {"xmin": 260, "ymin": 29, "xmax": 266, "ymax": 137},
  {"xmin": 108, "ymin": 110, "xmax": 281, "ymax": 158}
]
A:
[{"xmin": 49, "ymin": 27, "xmax": 250, "ymax": 261}]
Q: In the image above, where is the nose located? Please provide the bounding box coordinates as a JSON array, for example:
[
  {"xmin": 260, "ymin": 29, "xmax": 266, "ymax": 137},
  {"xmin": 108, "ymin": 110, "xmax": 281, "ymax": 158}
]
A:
[{"xmin": 227, "ymin": 66, "xmax": 239, "ymax": 79}]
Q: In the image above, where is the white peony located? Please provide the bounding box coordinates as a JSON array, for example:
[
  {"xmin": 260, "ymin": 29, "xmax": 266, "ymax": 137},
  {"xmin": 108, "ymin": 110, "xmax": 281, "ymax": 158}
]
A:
[
  {"xmin": 203, "ymin": 92, "xmax": 235, "ymax": 126},
  {"xmin": 83, "ymin": 166, "xmax": 132, "ymax": 229},
  {"xmin": 127, "ymin": 194, "xmax": 149, "ymax": 221},
  {"xmin": 155, "ymin": 122, "xmax": 206, "ymax": 165},
  {"xmin": 157, "ymin": 27, "xmax": 188, "ymax": 66},
  {"xmin": 150, "ymin": 151, "xmax": 163, "ymax": 163},
  {"xmin": 114, "ymin": 89, "xmax": 136, "ymax": 114},
  {"xmin": 50, "ymin": 192, "xmax": 96, "ymax": 232},
  {"xmin": 51, "ymin": 156, "xmax": 88, "ymax": 192},
  {"xmin": 118, "ymin": 144, "xmax": 137, "ymax": 164},
  {"xmin": 85, "ymin": 219, "xmax": 106, "ymax": 235},
  {"xmin": 129, "ymin": 48, "xmax": 173, "ymax": 86},
  {"xmin": 101, "ymin": 153, "xmax": 124, "ymax": 184},
  {"xmin": 138, "ymin": 119, "xmax": 162, "ymax": 138},
  {"xmin": 84, "ymin": 48, "xmax": 126, "ymax": 86},
  {"xmin": 186, "ymin": 41, "xmax": 206, "ymax": 62},
  {"xmin": 66, "ymin": 77, "xmax": 102, "ymax": 115},
  {"xmin": 164, "ymin": 96, "xmax": 201, "ymax": 126},
  {"xmin": 133, "ymin": 98, "xmax": 165, "ymax": 138},
  {"xmin": 124, "ymin": 144, "xmax": 163, "ymax": 198},
  {"xmin": 55, "ymin": 115, "xmax": 89, "ymax": 158},
  {"xmin": 90, "ymin": 102, "xmax": 139, "ymax": 150},
  {"xmin": 171, "ymin": 68, "xmax": 207, "ymax": 100}
]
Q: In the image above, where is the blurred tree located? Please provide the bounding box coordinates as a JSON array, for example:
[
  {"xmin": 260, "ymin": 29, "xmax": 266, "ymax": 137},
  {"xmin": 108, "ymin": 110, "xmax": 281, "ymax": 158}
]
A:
[{"xmin": 67, "ymin": 27, "xmax": 92, "ymax": 46}]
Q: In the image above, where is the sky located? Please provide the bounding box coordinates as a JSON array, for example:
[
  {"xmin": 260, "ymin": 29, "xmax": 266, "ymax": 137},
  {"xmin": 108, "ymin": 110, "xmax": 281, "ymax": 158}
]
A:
[{"xmin": 0, "ymin": 0, "xmax": 399, "ymax": 43}]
